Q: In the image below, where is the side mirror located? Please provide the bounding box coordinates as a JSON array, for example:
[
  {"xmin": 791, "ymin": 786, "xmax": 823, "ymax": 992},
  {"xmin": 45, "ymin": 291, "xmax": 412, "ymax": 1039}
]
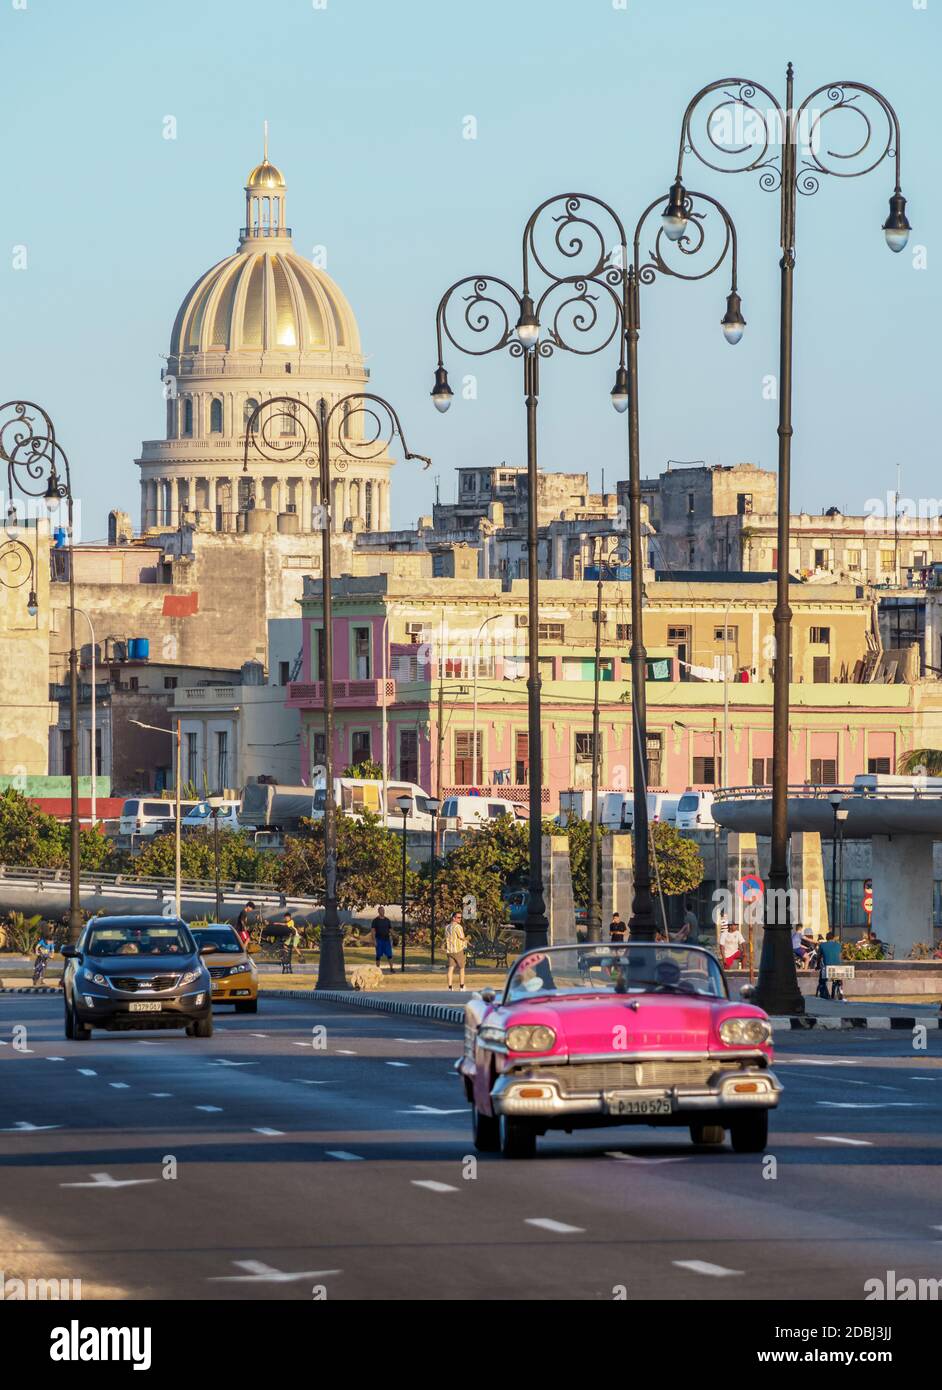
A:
[
  {"xmin": 60, "ymin": 945, "xmax": 79, "ymax": 960},
  {"xmin": 739, "ymin": 983, "xmax": 755, "ymax": 1000},
  {"xmin": 479, "ymin": 988, "xmax": 496, "ymax": 1004}
]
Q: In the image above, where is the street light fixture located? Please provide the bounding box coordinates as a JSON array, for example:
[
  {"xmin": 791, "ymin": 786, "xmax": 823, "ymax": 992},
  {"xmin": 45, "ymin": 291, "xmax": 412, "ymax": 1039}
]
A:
[
  {"xmin": 670, "ymin": 64, "xmax": 909, "ymax": 1014},
  {"xmin": 0, "ymin": 401, "xmax": 81, "ymax": 940},
  {"xmin": 426, "ymin": 795, "xmax": 441, "ymax": 968},
  {"xmin": 397, "ymin": 793, "xmax": 412, "ymax": 974},
  {"xmin": 243, "ymin": 394, "xmax": 430, "ymax": 992}
]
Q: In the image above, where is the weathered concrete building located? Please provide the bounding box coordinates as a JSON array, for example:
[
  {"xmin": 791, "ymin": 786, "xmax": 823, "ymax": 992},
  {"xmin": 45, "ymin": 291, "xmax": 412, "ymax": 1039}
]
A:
[
  {"xmin": 0, "ymin": 522, "xmax": 56, "ymax": 779},
  {"xmin": 627, "ymin": 462, "xmax": 777, "ymax": 572}
]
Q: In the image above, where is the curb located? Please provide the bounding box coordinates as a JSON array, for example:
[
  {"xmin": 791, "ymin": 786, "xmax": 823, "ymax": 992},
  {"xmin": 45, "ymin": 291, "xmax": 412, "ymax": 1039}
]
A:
[
  {"xmin": 264, "ymin": 988, "xmax": 464, "ymax": 1026},
  {"xmin": 0, "ymin": 986, "xmax": 60, "ymax": 995},
  {"xmin": 771, "ymin": 1014, "xmax": 941, "ymax": 1030}
]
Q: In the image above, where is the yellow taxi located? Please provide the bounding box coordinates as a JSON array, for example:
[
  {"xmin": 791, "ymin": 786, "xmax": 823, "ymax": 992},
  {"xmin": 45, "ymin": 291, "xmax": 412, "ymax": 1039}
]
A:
[{"xmin": 190, "ymin": 924, "xmax": 259, "ymax": 1014}]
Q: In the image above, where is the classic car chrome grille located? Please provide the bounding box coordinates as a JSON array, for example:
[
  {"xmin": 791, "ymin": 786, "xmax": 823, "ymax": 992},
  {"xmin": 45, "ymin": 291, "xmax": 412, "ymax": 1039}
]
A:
[
  {"xmin": 110, "ymin": 975, "xmax": 178, "ymax": 993},
  {"xmin": 516, "ymin": 1059, "xmax": 750, "ymax": 1094}
]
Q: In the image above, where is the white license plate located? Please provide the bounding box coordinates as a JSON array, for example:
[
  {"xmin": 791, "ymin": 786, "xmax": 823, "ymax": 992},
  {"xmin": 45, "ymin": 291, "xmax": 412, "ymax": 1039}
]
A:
[
  {"xmin": 128, "ymin": 1001, "xmax": 162, "ymax": 1013},
  {"xmin": 605, "ymin": 1093, "xmax": 673, "ymax": 1116}
]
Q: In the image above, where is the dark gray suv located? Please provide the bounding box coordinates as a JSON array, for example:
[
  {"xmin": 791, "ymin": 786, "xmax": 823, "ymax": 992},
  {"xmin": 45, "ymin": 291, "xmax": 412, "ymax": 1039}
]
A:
[{"xmin": 61, "ymin": 916, "xmax": 213, "ymax": 1039}]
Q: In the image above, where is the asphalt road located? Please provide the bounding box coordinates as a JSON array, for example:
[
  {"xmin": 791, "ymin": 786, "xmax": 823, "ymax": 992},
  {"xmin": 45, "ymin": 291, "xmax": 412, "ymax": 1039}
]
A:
[{"xmin": 1, "ymin": 993, "xmax": 941, "ymax": 1301}]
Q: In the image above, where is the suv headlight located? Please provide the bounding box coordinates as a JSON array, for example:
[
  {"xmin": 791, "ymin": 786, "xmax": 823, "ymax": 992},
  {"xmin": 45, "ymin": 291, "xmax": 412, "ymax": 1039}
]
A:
[
  {"xmin": 179, "ymin": 969, "xmax": 203, "ymax": 986},
  {"xmin": 80, "ymin": 968, "xmax": 108, "ymax": 987},
  {"xmin": 505, "ymin": 1024, "xmax": 557, "ymax": 1052},
  {"xmin": 719, "ymin": 1016, "xmax": 772, "ymax": 1046}
]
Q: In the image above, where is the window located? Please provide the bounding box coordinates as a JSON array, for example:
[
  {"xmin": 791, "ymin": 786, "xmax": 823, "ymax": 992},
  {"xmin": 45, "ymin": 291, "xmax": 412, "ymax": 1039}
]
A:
[
  {"xmin": 243, "ymin": 398, "xmax": 259, "ymax": 433},
  {"xmin": 574, "ymin": 732, "xmax": 595, "ymax": 765},
  {"xmin": 281, "ymin": 401, "xmax": 297, "ymax": 437},
  {"xmin": 752, "ymin": 757, "xmax": 773, "ymax": 786},
  {"xmin": 399, "ymin": 728, "xmax": 418, "ymax": 783},
  {"xmin": 810, "ymin": 758, "xmax": 837, "ymax": 785},
  {"xmin": 182, "ymin": 399, "xmax": 193, "ymax": 436},
  {"xmin": 616, "ymin": 623, "xmax": 632, "ymax": 642},
  {"xmin": 714, "ymin": 625, "xmax": 738, "ymax": 643},
  {"xmin": 210, "ymin": 399, "xmax": 223, "ymax": 434},
  {"xmin": 687, "ymin": 492, "xmax": 695, "ymax": 515},
  {"xmin": 868, "ymin": 756, "xmax": 891, "ymax": 775},
  {"xmin": 515, "ymin": 732, "xmax": 529, "ymax": 785},
  {"xmin": 688, "ymin": 542, "xmax": 695, "ymax": 565},
  {"xmin": 913, "ymin": 550, "xmax": 928, "ymax": 570},
  {"xmin": 813, "ymin": 548, "xmax": 828, "ymax": 570},
  {"xmin": 351, "ymin": 730, "xmax": 371, "ymax": 765},
  {"xmin": 880, "ymin": 549, "xmax": 895, "ymax": 574},
  {"xmin": 365, "ymin": 481, "xmax": 373, "ymax": 529},
  {"xmin": 186, "ymin": 732, "xmax": 198, "ymax": 785},
  {"xmin": 353, "ymin": 626, "xmax": 371, "ymax": 679},
  {"xmin": 215, "ymin": 730, "xmax": 229, "ymax": 790},
  {"xmin": 646, "ymin": 733, "xmax": 662, "ymax": 788},
  {"xmin": 454, "ymin": 731, "xmax": 483, "ymax": 784},
  {"xmin": 812, "ymin": 655, "xmax": 831, "ymax": 683},
  {"xmin": 311, "ymin": 731, "xmax": 326, "ymax": 771},
  {"xmin": 163, "ymin": 676, "xmax": 178, "ymax": 690},
  {"xmin": 312, "ymin": 627, "xmax": 326, "ymax": 681},
  {"xmin": 538, "ymin": 622, "xmax": 565, "ymax": 641},
  {"xmin": 845, "ymin": 549, "xmax": 861, "ymax": 570},
  {"xmin": 809, "ymin": 626, "xmax": 831, "ymax": 645},
  {"xmin": 128, "ymin": 677, "xmax": 139, "ymax": 692},
  {"xmin": 692, "ymin": 755, "xmax": 720, "ymax": 785},
  {"xmin": 279, "ymin": 661, "xmax": 290, "ymax": 686},
  {"xmin": 737, "ymin": 493, "xmax": 753, "ymax": 516}
]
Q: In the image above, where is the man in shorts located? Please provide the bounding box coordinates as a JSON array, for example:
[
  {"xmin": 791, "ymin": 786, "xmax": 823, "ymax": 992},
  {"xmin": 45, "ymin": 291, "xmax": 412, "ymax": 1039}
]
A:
[
  {"xmin": 444, "ymin": 910, "xmax": 468, "ymax": 991},
  {"xmin": 371, "ymin": 906, "xmax": 395, "ymax": 973}
]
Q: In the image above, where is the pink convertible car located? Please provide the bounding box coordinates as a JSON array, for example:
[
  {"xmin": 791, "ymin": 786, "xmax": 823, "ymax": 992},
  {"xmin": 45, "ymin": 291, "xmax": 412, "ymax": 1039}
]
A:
[{"xmin": 456, "ymin": 942, "xmax": 781, "ymax": 1158}]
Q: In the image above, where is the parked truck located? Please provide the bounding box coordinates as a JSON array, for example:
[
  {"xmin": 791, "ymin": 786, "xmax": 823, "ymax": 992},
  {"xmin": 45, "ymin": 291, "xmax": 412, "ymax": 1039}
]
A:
[{"xmin": 239, "ymin": 783, "xmax": 317, "ymax": 832}]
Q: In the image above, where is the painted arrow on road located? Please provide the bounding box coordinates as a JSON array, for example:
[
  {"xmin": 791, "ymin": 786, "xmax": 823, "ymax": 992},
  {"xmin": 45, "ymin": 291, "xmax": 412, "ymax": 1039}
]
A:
[
  {"xmin": 60, "ymin": 1172, "xmax": 158, "ymax": 1188},
  {"xmin": 1, "ymin": 1121, "xmax": 62, "ymax": 1132},
  {"xmin": 209, "ymin": 1260, "xmax": 341, "ymax": 1283}
]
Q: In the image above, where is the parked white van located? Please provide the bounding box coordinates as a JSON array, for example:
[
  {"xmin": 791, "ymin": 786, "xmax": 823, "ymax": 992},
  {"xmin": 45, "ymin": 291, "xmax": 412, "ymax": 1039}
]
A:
[
  {"xmin": 118, "ymin": 798, "xmax": 200, "ymax": 839},
  {"xmin": 439, "ymin": 795, "xmax": 513, "ymax": 831},
  {"xmin": 608, "ymin": 792, "xmax": 680, "ymax": 831},
  {"xmin": 675, "ymin": 789, "xmax": 716, "ymax": 830},
  {"xmin": 311, "ymin": 778, "xmax": 434, "ymax": 832},
  {"xmin": 182, "ymin": 800, "xmax": 242, "ymax": 833}
]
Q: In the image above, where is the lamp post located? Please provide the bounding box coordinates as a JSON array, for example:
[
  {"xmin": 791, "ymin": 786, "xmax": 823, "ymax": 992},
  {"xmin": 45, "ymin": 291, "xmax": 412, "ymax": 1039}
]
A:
[
  {"xmin": 587, "ymin": 535, "xmax": 605, "ymax": 943},
  {"xmin": 829, "ymin": 793, "xmax": 842, "ymax": 933},
  {"xmin": 426, "ymin": 795, "xmax": 441, "ymax": 967},
  {"xmin": 243, "ymin": 395, "xmax": 429, "ymax": 991},
  {"xmin": 671, "ymin": 65, "xmax": 910, "ymax": 1011},
  {"xmin": 836, "ymin": 803, "xmax": 849, "ymax": 941},
  {"xmin": 128, "ymin": 717, "xmax": 182, "ymax": 917},
  {"xmin": 0, "ymin": 402, "xmax": 81, "ymax": 939},
  {"xmin": 210, "ymin": 802, "xmax": 223, "ymax": 921},
  {"xmin": 397, "ymin": 792, "xmax": 411, "ymax": 973},
  {"xmin": 75, "ymin": 609, "xmax": 97, "ymax": 826}
]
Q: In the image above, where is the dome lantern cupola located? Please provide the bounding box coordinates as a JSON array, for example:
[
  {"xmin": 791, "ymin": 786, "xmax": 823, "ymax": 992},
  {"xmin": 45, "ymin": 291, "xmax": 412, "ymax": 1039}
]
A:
[{"xmin": 242, "ymin": 121, "xmax": 288, "ymax": 243}]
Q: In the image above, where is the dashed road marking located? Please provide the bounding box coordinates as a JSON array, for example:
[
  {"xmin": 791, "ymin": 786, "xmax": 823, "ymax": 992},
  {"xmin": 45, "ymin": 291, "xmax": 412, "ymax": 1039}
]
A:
[
  {"xmin": 525, "ymin": 1218, "xmax": 584, "ymax": 1234},
  {"xmin": 195, "ymin": 1105, "xmax": 223, "ymax": 1113},
  {"xmin": 60, "ymin": 1172, "xmax": 158, "ymax": 1189},
  {"xmin": 815, "ymin": 1135, "xmax": 874, "ymax": 1147},
  {"xmin": 77, "ymin": 1069, "xmax": 97, "ymax": 1077},
  {"xmin": 673, "ymin": 1260, "xmax": 743, "ymax": 1277},
  {"xmin": 411, "ymin": 1180, "xmax": 458, "ymax": 1193},
  {"xmin": 150, "ymin": 1092, "xmax": 172, "ymax": 1098},
  {"xmin": 109, "ymin": 1083, "xmax": 130, "ymax": 1090},
  {"xmin": 253, "ymin": 1127, "xmax": 285, "ymax": 1136},
  {"xmin": 209, "ymin": 1260, "xmax": 340, "ymax": 1284},
  {"xmin": 1, "ymin": 1121, "xmax": 62, "ymax": 1132},
  {"xmin": 386, "ymin": 1061, "xmax": 409, "ymax": 1067},
  {"xmin": 325, "ymin": 1150, "xmax": 362, "ymax": 1161}
]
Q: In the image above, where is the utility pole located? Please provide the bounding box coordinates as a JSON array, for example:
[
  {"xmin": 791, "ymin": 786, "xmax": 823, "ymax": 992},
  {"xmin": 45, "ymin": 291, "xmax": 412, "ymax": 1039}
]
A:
[{"xmin": 587, "ymin": 537, "xmax": 604, "ymax": 942}]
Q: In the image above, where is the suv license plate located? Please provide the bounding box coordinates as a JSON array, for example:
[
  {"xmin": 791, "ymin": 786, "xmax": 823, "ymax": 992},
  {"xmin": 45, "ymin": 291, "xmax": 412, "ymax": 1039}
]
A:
[
  {"xmin": 606, "ymin": 1094, "xmax": 673, "ymax": 1117},
  {"xmin": 128, "ymin": 1001, "xmax": 162, "ymax": 1013}
]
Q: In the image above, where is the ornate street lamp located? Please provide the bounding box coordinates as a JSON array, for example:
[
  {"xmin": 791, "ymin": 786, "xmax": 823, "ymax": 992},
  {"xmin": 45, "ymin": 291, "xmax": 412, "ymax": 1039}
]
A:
[
  {"xmin": 432, "ymin": 193, "xmax": 631, "ymax": 950},
  {"xmin": 243, "ymin": 394, "xmax": 429, "ymax": 990},
  {"xmin": 0, "ymin": 402, "xmax": 81, "ymax": 940},
  {"xmin": 671, "ymin": 64, "xmax": 909, "ymax": 1011}
]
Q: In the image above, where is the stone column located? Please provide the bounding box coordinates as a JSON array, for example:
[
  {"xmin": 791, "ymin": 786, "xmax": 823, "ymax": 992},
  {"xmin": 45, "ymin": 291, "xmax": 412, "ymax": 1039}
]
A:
[
  {"xmin": 167, "ymin": 478, "xmax": 179, "ymax": 527},
  {"xmin": 790, "ymin": 831, "xmax": 828, "ymax": 938},
  {"xmin": 382, "ymin": 480, "xmax": 391, "ymax": 530},
  {"xmin": 541, "ymin": 833, "xmax": 576, "ymax": 945},
  {"xmin": 871, "ymin": 834, "xmax": 933, "ymax": 957},
  {"xmin": 602, "ymin": 833, "xmax": 634, "ymax": 933},
  {"xmin": 726, "ymin": 830, "xmax": 763, "ymax": 964},
  {"xmin": 207, "ymin": 477, "xmax": 217, "ymax": 530}
]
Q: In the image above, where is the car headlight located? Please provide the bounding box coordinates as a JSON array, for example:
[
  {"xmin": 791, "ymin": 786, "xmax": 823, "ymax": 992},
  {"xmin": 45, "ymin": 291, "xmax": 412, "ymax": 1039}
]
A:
[
  {"xmin": 505, "ymin": 1024, "xmax": 557, "ymax": 1052},
  {"xmin": 80, "ymin": 969, "xmax": 108, "ymax": 987},
  {"xmin": 179, "ymin": 969, "xmax": 203, "ymax": 986},
  {"xmin": 230, "ymin": 962, "xmax": 251, "ymax": 975},
  {"xmin": 719, "ymin": 1016, "xmax": 772, "ymax": 1046}
]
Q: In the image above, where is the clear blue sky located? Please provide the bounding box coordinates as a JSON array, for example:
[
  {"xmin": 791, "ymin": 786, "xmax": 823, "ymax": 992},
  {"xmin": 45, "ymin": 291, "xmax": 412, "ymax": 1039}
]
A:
[{"xmin": 2, "ymin": 0, "xmax": 937, "ymax": 537}]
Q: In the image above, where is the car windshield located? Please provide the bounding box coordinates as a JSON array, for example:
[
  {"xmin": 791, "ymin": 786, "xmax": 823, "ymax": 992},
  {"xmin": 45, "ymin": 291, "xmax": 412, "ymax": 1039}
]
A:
[
  {"xmin": 187, "ymin": 803, "xmax": 212, "ymax": 820},
  {"xmin": 84, "ymin": 924, "xmax": 195, "ymax": 957},
  {"xmin": 504, "ymin": 943, "xmax": 727, "ymax": 1003},
  {"xmin": 191, "ymin": 927, "xmax": 242, "ymax": 954},
  {"xmin": 677, "ymin": 794, "xmax": 698, "ymax": 811}
]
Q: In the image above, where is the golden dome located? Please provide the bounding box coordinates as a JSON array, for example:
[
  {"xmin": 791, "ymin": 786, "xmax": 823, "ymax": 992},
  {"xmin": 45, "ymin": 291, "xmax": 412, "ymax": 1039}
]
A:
[
  {"xmin": 169, "ymin": 248, "xmax": 361, "ymax": 358},
  {"xmin": 246, "ymin": 159, "xmax": 285, "ymax": 190}
]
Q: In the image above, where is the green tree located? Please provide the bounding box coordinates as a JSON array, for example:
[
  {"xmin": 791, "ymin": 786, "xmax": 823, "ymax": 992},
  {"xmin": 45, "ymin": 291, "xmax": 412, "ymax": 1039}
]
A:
[
  {"xmin": 0, "ymin": 788, "xmax": 69, "ymax": 868},
  {"xmin": 898, "ymin": 749, "xmax": 942, "ymax": 776},
  {"xmin": 540, "ymin": 814, "xmax": 604, "ymax": 906},
  {"xmin": 277, "ymin": 813, "xmax": 413, "ymax": 910},
  {"xmin": 411, "ymin": 816, "xmax": 529, "ymax": 936},
  {"xmin": 648, "ymin": 821, "xmax": 704, "ymax": 898},
  {"xmin": 134, "ymin": 830, "xmax": 276, "ymax": 884},
  {"xmin": 341, "ymin": 760, "xmax": 384, "ymax": 780}
]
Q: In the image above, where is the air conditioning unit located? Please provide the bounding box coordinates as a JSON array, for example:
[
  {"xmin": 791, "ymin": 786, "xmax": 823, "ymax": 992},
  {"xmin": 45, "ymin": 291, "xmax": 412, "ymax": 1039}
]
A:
[
  {"xmin": 405, "ymin": 622, "xmax": 426, "ymax": 637},
  {"xmin": 515, "ymin": 614, "xmax": 528, "ymax": 628}
]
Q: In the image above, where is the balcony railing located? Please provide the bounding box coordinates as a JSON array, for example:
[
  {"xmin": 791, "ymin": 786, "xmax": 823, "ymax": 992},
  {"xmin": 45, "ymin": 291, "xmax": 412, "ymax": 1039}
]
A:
[
  {"xmin": 175, "ymin": 686, "xmax": 240, "ymax": 705},
  {"xmin": 287, "ymin": 679, "xmax": 395, "ymax": 707}
]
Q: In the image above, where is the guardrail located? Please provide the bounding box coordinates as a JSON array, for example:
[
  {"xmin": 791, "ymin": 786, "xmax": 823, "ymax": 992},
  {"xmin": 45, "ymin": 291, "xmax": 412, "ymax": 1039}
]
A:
[
  {"xmin": 714, "ymin": 784, "xmax": 942, "ymax": 802},
  {"xmin": 0, "ymin": 863, "xmax": 286, "ymax": 897}
]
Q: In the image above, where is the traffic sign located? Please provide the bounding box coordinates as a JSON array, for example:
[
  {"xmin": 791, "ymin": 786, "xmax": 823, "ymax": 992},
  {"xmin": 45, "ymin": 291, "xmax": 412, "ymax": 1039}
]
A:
[
  {"xmin": 738, "ymin": 874, "xmax": 764, "ymax": 906},
  {"xmin": 862, "ymin": 889, "xmax": 873, "ymax": 914}
]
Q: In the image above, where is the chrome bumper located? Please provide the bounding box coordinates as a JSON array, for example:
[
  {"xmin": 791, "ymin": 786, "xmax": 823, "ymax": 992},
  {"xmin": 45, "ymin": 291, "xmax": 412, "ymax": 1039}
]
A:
[{"xmin": 491, "ymin": 1067, "xmax": 781, "ymax": 1118}]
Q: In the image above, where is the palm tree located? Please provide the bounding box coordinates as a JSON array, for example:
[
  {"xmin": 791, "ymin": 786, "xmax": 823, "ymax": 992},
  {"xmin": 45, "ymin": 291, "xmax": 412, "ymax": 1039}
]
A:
[{"xmin": 898, "ymin": 749, "xmax": 942, "ymax": 776}]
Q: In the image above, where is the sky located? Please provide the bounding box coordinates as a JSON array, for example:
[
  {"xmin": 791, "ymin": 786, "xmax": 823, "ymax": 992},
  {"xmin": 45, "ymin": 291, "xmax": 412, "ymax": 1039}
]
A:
[{"xmin": 1, "ymin": 0, "xmax": 937, "ymax": 539}]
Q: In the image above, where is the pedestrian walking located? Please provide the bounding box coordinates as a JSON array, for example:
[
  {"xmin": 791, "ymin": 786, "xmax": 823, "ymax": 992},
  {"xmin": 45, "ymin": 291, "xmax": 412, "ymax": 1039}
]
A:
[
  {"xmin": 235, "ymin": 900, "xmax": 256, "ymax": 946},
  {"xmin": 371, "ymin": 905, "xmax": 395, "ymax": 974},
  {"xmin": 280, "ymin": 910, "xmax": 299, "ymax": 974},
  {"xmin": 817, "ymin": 931, "xmax": 844, "ymax": 1000},
  {"xmin": 444, "ymin": 910, "xmax": 468, "ymax": 991}
]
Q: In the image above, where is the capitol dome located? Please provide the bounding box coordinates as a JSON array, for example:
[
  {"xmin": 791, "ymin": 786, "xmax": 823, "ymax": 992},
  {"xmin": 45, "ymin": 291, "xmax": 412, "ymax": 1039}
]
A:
[{"xmin": 136, "ymin": 140, "xmax": 393, "ymax": 539}]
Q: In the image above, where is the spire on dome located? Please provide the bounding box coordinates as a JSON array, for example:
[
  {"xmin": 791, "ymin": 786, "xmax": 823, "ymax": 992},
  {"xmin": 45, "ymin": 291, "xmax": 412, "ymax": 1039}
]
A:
[{"xmin": 242, "ymin": 128, "xmax": 288, "ymax": 243}]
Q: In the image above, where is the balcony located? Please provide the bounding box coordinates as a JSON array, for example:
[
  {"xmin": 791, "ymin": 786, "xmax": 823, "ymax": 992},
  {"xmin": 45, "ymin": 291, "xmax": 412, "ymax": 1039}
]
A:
[
  {"xmin": 287, "ymin": 679, "xmax": 395, "ymax": 708},
  {"xmin": 175, "ymin": 686, "xmax": 240, "ymax": 707}
]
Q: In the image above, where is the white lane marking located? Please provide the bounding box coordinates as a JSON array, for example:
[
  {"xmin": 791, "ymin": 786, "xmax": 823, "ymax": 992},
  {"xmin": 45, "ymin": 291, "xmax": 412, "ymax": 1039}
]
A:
[
  {"xmin": 778, "ymin": 1058, "xmax": 860, "ymax": 1066},
  {"xmin": 395, "ymin": 1037, "xmax": 457, "ymax": 1044},
  {"xmin": 1, "ymin": 1121, "xmax": 62, "ymax": 1132},
  {"xmin": 399, "ymin": 1105, "xmax": 466, "ymax": 1115},
  {"xmin": 253, "ymin": 1127, "xmax": 285, "ymax": 1136},
  {"xmin": 605, "ymin": 1151, "xmax": 689, "ymax": 1165},
  {"xmin": 815, "ymin": 1135, "xmax": 874, "ymax": 1147},
  {"xmin": 335, "ymin": 1050, "xmax": 358, "ymax": 1056},
  {"xmin": 249, "ymin": 1033, "xmax": 268, "ymax": 1038},
  {"xmin": 525, "ymin": 1218, "xmax": 585, "ymax": 1234},
  {"xmin": 109, "ymin": 1083, "xmax": 130, "ymax": 1090},
  {"xmin": 817, "ymin": 1102, "xmax": 925, "ymax": 1109},
  {"xmin": 931, "ymin": 1225, "xmax": 942, "ymax": 1232},
  {"xmin": 385, "ymin": 1061, "xmax": 409, "ymax": 1068},
  {"xmin": 195, "ymin": 1105, "xmax": 223, "ymax": 1113},
  {"xmin": 60, "ymin": 1172, "xmax": 158, "ymax": 1188},
  {"xmin": 673, "ymin": 1260, "xmax": 743, "ymax": 1278},
  {"xmin": 325, "ymin": 1150, "xmax": 363, "ymax": 1161},
  {"xmin": 150, "ymin": 1092, "xmax": 172, "ymax": 1098},
  {"xmin": 208, "ymin": 1059, "xmax": 257, "ymax": 1067},
  {"xmin": 411, "ymin": 1180, "xmax": 458, "ymax": 1193},
  {"xmin": 45, "ymin": 1056, "xmax": 65, "ymax": 1062},
  {"xmin": 911, "ymin": 1077, "xmax": 939, "ymax": 1081},
  {"xmin": 292, "ymin": 1079, "xmax": 334, "ymax": 1085},
  {"xmin": 291, "ymin": 1041, "xmax": 313, "ymax": 1048},
  {"xmin": 77, "ymin": 1069, "xmax": 97, "ymax": 1077},
  {"xmin": 209, "ymin": 1260, "xmax": 340, "ymax": 1284}
]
